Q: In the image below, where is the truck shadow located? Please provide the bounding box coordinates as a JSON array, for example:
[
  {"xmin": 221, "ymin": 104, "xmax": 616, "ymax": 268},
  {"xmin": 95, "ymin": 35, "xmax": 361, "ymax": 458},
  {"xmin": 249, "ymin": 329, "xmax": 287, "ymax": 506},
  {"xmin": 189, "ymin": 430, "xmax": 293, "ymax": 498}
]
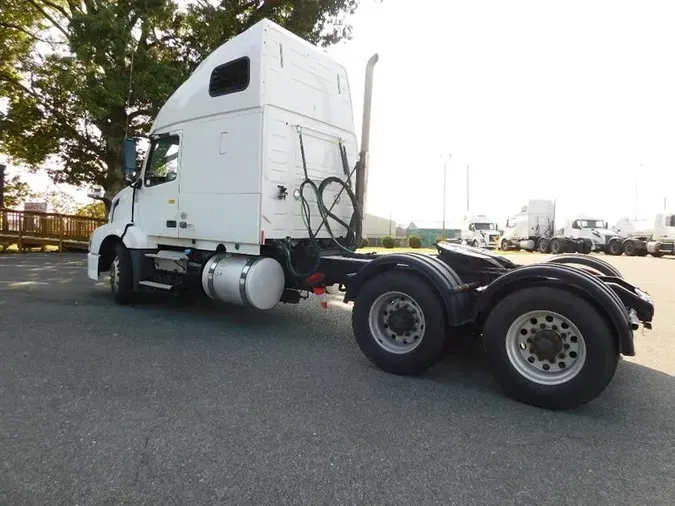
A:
[
  {"xmin": 98, "ymin": 282, "xmax": 675, "ymax": 420},
  {"xmin": 425, "ymin": 346, "xmax": 675, "ymax": 420}
]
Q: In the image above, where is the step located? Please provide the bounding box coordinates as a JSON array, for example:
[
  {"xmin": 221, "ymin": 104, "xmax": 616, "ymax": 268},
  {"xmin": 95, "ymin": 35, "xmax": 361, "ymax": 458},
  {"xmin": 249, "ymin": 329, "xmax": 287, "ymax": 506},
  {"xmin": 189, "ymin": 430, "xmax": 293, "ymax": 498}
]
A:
[
  {"xmin": 145, "ymin": 250, "xmax": 189, "ymax": 262},
  {"xmin": 138, "ymin": 280, "xmax": 174, "ymax": 290}
]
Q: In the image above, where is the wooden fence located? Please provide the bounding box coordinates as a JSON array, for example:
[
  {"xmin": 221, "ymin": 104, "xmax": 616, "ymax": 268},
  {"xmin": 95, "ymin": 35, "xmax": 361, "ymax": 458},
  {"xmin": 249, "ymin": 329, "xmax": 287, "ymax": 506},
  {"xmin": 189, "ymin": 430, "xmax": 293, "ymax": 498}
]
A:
[{"xmin": 0, "ymin": 208, "xmax": 106, "ymax": 252}]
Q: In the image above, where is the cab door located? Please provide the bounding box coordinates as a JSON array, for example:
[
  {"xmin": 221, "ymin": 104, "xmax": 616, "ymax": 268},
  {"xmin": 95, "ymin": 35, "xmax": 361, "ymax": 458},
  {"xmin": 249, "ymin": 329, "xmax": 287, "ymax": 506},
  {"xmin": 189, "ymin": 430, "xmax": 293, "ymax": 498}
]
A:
[{"xmin": 134, "ymin": 132, "xmax": 182, "ymax": 239}]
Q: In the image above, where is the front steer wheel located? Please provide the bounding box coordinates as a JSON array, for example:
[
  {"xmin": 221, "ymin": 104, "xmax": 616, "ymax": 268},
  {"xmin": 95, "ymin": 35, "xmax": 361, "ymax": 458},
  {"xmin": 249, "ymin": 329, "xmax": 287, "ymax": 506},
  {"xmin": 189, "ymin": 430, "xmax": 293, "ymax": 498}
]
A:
[
  {"xmin": 110, "ymin": 242, "xmax": 135, "ymax": 305},
  {"xmin": 482, "ymin": 286, "xmax": 619, "ymax": 410},
  {"xmin": 352, "ymin": 271, "xmax": 447, "ymax": 376}
]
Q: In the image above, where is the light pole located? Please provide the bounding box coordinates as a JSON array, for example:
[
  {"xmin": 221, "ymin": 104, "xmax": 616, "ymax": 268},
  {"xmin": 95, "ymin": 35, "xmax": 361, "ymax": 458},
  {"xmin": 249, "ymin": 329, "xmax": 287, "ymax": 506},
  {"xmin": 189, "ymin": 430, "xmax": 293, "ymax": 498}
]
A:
[
  {"xmin": 442, "ymin": 153, "xmax": 451, "ymax": 239},
  {"xmin": 634, "ymin": 166, "xmax": 640, "ymax": 221},
  {"xmin": 466, "ymin": 164, "xmax": 470, "ymax": 212}
]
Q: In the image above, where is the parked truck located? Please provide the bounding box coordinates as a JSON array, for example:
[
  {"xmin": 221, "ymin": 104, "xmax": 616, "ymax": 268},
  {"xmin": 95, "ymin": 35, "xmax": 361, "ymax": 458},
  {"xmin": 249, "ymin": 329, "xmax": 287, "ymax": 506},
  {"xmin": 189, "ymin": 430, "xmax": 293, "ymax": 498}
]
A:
[
  {"xmin": 499, "ymin": 200, "xmax": 592, "ymax": 254},
  {"xmin": 460, "ymin": 213, "xmax": 500, "ymax": 249},
  {"xmin": 607, "ymin": 214, "xmax": 675, "ymax": 256},
  {"xmin": 556, "ymin": 215, "xmax": 620, "ymax": 254},
  {"xmin": 85, "ymin": 19, "xmax": 655, "ymax": 410}
]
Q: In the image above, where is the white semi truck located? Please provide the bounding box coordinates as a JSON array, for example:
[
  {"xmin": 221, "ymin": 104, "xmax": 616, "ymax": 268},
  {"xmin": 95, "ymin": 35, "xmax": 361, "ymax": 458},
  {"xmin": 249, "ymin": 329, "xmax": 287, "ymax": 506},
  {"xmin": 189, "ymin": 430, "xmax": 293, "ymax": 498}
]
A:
[
  {"xmin": 607, "ymin": 214, "xmax": 675, "ymax": 257},
  {"xmin": 460, "ymin": 213, "xmax": 500, "ymax": 249},
  {"xmin": 558, "ymin": 215, "xmax": 619, "ymax": 254},
  {"xmin": 85, "ymin": 19, "xmax": 655, "ymax": 410},
  {"xmin": 499, "ymin": 200, "xmax": 592, "ymax": 254}
]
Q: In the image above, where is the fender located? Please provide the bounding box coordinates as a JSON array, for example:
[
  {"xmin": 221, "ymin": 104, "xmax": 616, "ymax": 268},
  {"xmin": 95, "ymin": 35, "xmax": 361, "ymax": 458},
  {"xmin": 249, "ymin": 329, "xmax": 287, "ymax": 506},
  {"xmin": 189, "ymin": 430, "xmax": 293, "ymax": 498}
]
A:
[
  {"xmin": 343, "ymin": 253, "xmax": 472, "ymax": 326},
  {"xmin": 474, "ymin": 263, "xmax": 637, "ymax": 356},
  {"xmin": 90, "ymin": 222, "xmax": 157, "ymax": 254},
  {"xmin": 540, "ymin": 254, "xmax": 623, "ymax": 278},
  {"xmin": 89, "ymin": 223, "xmax": 158, "ymax": 285}
]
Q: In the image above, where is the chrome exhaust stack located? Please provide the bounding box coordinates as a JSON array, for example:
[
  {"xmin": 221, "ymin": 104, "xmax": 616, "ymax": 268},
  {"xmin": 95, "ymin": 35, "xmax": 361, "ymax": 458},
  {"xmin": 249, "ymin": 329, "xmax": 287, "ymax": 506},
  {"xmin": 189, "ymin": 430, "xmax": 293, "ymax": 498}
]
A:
[{"xmin": 354, "ymin": 53, "xmax": 379, "ymax": 245}]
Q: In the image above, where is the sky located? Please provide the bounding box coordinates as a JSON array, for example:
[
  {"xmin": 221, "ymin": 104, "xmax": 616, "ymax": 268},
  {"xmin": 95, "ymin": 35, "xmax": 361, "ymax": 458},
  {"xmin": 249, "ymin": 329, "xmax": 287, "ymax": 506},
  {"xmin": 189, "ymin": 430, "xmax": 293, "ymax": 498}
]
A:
[
  {"xmin": 324, "ymin": 0, "xmax": 675, "ymax": 227},
  {"xmin": 4, "ymin": 0, "xmax": 675, "ymax": 227}
]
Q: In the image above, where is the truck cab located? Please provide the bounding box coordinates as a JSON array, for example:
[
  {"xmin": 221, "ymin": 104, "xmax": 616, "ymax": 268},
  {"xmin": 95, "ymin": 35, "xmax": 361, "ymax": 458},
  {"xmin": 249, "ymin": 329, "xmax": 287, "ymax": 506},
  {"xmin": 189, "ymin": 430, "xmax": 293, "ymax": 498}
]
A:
[
  {"xmin": 563, "ymin": 216, "xmax": 616, "ymax": 252},
  {"xmin": 500, "ymin": 199, "xmax": 555, "ymax": 251},
  {"xmin": 652, "ymin": 213, "xmax": 675, "ymax": 241},
  {"xmin": 460, "ymin": 213, "xmax": 500, "ymax": 249}
]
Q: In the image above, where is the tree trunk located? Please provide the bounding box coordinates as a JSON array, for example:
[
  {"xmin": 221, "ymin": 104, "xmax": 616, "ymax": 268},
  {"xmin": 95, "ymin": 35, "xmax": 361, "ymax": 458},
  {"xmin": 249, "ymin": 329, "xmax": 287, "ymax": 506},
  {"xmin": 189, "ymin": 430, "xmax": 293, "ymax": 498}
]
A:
[
  {"xmin": 100, "ymin": 106, "xmax": 129, "ymax": 213},
  {"xmin": 102, "ymin": 129, "xmax": 125, "ymax": 214}
]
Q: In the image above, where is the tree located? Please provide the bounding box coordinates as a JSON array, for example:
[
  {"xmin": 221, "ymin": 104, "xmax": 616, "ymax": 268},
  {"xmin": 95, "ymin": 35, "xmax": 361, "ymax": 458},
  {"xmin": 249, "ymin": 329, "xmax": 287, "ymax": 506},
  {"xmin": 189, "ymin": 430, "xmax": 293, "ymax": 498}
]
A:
[
  {"xmin": 75, "ymin": 201, "xmax": 107, "ymax": 219},
  {"xmin": 41, "ymin": 187, "xmax": 78, "ymax": 214},
  {"xmin": 3, "ymin": 174, "xmax": 38, "ymax": 209},
  {"xmin": 0, "ymin": 0, "xmax": 364, "ymax": 209}
]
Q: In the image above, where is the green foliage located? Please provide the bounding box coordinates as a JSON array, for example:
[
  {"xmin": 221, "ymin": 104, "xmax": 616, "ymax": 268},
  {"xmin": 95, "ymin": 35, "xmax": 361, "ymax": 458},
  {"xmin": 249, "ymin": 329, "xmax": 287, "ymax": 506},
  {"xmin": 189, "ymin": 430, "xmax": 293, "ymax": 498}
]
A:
[
  {"xmin": 408, "ymin": 235, "xmax": 421, "ymax": 249},
  {"xmin": 3, "ymin": 174, "xmax": 38, "ymax": 208},
  {"xmin": 76, "ymin": 201, "xmax": 107, "ymax": 219},
  {"xmin": 1, "ymin": 171, "xmax": 82, "ymax": 214},
  {"xmin": 41, "ymin": 188, "xmax": 78, "ymax": 214},
  {"xmin": 0, "ymin": 0, "xmax": 364, "ymax": 201},
  {"xmin": 434, "ymin": 235, "xmax": 447, "ymax": 244},
  {"xmin": 382, "ymin": 236, "xmax": 394, "ymax": 249}
]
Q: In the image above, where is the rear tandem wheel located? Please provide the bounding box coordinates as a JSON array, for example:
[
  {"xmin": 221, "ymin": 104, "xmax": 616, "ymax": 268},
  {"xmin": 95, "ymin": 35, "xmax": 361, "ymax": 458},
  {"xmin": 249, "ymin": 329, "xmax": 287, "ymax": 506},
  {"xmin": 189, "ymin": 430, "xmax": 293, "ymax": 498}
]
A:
[
  {"xmin": 482, "ymin": 286, "xmax": 619, "ymax": 410},
  {"xmin": 351, "ymin": 271, "xmax": 448, "ymax": 376}
]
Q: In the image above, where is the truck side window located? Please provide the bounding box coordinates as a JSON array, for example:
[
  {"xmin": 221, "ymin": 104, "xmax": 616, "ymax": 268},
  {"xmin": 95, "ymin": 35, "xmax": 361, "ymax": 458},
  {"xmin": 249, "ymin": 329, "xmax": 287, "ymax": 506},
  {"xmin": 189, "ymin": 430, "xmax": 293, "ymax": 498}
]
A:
[
  {"xmin": 668, "ymin": 215, "xmax": 675, "ymax": 227},
  {"xmin": 144, "ymin": 135, "xmax": 180, "ymax": 187},
  {"xmin": 209, "ymin": 57, "xmax": 250, "ymax": 97}
]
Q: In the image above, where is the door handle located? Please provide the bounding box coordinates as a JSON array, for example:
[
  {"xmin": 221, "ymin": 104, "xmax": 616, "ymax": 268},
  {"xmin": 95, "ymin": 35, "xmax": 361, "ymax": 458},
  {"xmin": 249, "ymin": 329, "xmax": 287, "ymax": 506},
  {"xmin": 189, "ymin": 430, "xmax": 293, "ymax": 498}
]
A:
[
  {"xmin": 166, "ymin": 220, "xmax": 177, "ymax": 228},
  {"xmin": 179, "ymin": 221, "xmax": 187, "ymax": 229}
]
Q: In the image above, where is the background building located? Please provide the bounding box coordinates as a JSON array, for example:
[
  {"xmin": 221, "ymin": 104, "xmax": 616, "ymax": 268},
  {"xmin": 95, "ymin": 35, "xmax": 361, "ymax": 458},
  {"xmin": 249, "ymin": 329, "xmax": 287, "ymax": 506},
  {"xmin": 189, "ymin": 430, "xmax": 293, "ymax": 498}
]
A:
[
  {"xmin": 407, "ymin": 220, "xmax": 462, "ymax": 247},
  {"xmin": 362, "ymin": 213, "xmax": 406, "ymax": 246}
]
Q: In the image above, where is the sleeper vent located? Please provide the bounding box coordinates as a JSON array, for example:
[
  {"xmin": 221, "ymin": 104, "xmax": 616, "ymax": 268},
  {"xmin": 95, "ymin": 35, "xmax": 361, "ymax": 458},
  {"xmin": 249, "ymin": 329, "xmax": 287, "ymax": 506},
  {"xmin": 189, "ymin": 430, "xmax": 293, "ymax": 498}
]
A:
[{"xmin": 209, "ymin": 57, "xmax": 250, "ymax": 97}]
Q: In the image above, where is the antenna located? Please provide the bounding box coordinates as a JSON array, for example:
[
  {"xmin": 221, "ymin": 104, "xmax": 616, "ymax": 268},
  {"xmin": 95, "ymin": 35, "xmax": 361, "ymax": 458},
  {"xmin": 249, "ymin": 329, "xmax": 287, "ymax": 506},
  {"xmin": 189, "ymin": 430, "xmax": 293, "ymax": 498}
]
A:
[{"xmin": 124, "ymin": 50, "xmax": 135, "ymax": 138}]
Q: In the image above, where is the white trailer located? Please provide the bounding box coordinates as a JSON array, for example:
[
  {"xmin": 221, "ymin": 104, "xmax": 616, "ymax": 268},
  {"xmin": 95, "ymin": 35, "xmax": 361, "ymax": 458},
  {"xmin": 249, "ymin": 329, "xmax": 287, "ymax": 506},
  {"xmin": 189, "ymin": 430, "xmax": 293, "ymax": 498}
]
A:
[
  {"xmin": 460, "ymin": 213, "xmax": 500, "ymax": 249},
  {"xmin": 84, "ymin": 18, "xmax": 655, "ymax": 410},
  {"xmin": 607, "ymin": 214, "xmax": 675, "ymax": 256}
]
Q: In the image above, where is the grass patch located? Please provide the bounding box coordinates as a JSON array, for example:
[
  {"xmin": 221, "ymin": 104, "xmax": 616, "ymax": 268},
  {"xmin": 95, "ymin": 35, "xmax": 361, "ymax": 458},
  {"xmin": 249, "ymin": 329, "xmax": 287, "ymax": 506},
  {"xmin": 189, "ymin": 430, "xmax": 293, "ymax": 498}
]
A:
[
  {"xmin": 357, "ymin": 246, "xmax": 521, "ymax": 255},
  {"xmin": 359, "ymin": 246, "xmax": 437, "ymax": 254},
  {"xmin": 1, "ymin": 243, "xmax": 60, "ymax": 254}
]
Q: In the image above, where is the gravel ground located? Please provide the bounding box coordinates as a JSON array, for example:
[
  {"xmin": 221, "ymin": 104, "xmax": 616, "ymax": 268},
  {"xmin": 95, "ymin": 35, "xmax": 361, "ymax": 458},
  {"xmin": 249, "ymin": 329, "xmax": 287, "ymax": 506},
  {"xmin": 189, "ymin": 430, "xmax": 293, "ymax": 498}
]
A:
[{"xmin": 0, "ymin": 252, "xmax": 674, "ymax": 506}]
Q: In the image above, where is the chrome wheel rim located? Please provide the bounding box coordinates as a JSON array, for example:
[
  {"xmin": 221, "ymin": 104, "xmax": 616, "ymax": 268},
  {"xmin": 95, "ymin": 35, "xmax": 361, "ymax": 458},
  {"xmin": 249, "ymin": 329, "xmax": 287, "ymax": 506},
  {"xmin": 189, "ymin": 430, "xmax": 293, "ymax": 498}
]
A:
[
  {"xmin": 110, "ymin": 256, "xmax": 120, "ymax": 293},
  {"xmin": 368, "ymin": 291, "xmax": 426, "ymax": 354},
  {"xmin": 505, "ymin": 310, "xmax": 586, "ymax": 385}
]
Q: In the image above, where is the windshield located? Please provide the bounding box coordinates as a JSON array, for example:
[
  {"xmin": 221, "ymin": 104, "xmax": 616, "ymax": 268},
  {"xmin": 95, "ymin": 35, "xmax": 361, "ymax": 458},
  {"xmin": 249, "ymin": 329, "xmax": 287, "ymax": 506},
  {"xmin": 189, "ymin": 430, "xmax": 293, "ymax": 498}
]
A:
[
  {"xmin": 474, "ymin": 222, "xmax": 496, "ymax": 230},
  {"xmin": 576, "ymin": 220, "xmax": 607, "ymax": 229}
]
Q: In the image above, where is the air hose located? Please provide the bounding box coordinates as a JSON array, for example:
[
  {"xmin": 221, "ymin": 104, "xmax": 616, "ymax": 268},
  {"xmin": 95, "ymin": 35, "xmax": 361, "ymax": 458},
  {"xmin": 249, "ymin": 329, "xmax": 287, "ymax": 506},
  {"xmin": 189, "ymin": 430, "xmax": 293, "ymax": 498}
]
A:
[{"xmin": 279, "ymin": 130, "xmax": 364, "ymax": 279}]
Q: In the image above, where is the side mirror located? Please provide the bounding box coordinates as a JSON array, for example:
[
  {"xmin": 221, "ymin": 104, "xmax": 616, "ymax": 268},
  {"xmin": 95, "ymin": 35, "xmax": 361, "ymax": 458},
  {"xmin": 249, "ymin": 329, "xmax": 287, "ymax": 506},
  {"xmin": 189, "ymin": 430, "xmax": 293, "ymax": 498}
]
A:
[{"xmin": 122, "ymin": 137, "xmax": 138, "ymax": 184}]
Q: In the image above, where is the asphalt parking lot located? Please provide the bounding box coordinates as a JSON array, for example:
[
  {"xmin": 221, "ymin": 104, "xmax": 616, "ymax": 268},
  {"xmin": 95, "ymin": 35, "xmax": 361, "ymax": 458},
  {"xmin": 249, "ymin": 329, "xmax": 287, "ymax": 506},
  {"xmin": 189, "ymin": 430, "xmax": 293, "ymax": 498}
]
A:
[{"xmin": 1, "ymin": 252, "xmax": 674, "ymax": 505}]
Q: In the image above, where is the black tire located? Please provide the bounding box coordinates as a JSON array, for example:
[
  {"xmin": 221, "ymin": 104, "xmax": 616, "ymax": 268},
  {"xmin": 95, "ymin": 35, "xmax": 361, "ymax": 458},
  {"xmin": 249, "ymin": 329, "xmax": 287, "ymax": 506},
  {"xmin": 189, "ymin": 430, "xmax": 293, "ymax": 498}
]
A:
[
  {"xmin": 581, "ymin": 239, "xmax": 593, "ymax": 254},
  {"xmin": 549, "ymin": 238, "xmax": 563, "ymax": 255},
  {"xmin": 650, "ymin": 244, "xmax": 664, "ymax": 258},
  {"xmin": 636, "ymin": 248, "xmax": 648, "ymax": 257},
  {"xmin": 537, "ymin": 238, "xmax": 550, "ymax": 254},
  {"xmin": 352, "ymin": 271, "xmax": 447, "ymax": 376},
  {"xmin": 623, "ymin": 240, "xmax": 637, "ymax": 257},
  {"xmin": 110, "ymin": 242, "xmax": 135, "ymax": 305},
  {"xmin": 482, "ymin": 286, "xmax": 619, "ymax": 410},
  {"xmin": 607, "ymin": 239, "xmax": 622, "ymax": 256},
  {"xmin": 471, "ymin": 240, "xmax": 479, "ymax": 248},
  {"xmin": 500, "ymin": 239, "xmax": 509, "ymax": 251}
]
